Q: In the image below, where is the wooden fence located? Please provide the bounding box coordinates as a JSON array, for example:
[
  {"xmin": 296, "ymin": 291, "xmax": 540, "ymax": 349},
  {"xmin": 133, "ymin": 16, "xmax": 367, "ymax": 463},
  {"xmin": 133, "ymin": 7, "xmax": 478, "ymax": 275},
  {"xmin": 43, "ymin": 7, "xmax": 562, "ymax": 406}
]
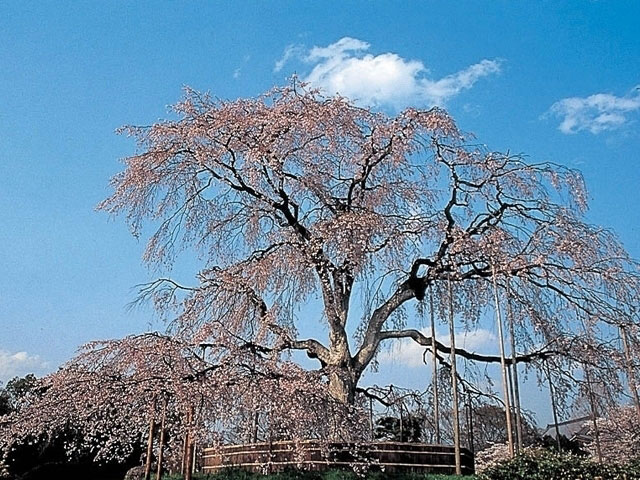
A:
[{"xmin": 203, "ymin": 441, "xmax": 474, "ymax": 475}]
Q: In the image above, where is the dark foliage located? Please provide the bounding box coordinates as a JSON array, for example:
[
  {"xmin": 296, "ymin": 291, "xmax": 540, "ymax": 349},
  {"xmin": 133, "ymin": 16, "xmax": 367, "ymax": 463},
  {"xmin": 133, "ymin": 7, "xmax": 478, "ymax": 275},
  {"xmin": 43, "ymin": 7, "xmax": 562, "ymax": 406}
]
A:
[
  {"xmin": 374, "ymin": 415, "xmax": 425, "ymax": 443},
  {"xmin": 479, "ymin": 449, "xmax": 640, "ymax": 480},
  {"xmin": 0, "ymin": 375, "xmax": 140, "ymax": 480}
]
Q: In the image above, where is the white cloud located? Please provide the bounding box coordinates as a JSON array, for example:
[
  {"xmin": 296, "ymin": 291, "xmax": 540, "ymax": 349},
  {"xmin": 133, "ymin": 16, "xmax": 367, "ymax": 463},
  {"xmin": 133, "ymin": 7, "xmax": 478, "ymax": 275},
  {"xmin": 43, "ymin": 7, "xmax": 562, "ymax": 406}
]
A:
[
  {"xmin": 232, "ymin": 55, "xmax": 251, "ymax": 80},
  {"xmin": 274, "ymin": 44, "xmax": 306, "ymax": 73},
  {"xmin": 0, "ymin": 349, "xmax": 49, "ymax": 383},
  {"xmin": 275, "ymin": 37, "xmax": 502, "ymax": 109},
  {"xmin": 378, "ymin": 328, "xmax": 498, "ymax": 368},
  {"xmin": 549, "ymin": 86, "xmax": 640, "ymax": 134}
]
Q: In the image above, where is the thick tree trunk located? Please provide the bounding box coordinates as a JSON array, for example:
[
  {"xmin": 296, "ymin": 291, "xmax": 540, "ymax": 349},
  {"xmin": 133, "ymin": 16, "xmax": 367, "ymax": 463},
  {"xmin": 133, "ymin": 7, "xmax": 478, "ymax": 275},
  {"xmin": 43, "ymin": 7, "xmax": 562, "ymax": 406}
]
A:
[
  {"xmin": 327, "ymin": 369, "xmax": 358, "ymax": 405},
  {"xmin": 326, "ymin": 322, "xmax": 360, "ymax": 405}
]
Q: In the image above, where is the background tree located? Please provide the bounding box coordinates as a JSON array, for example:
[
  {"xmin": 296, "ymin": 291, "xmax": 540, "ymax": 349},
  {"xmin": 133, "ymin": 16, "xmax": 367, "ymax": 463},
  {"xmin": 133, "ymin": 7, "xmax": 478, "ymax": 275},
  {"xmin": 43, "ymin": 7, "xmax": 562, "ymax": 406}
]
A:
[
  {"xmin": 0, "ymin": 374, "xmax": 39, "ymax": 416},
  {"xmin": 0, "ymin": 387, "xmax": 9, "ymax": 417},
  {"xmin": 374, "ymin": 414, "xmax": 425, "ymax": 443},
  {"xmin": 468, "ymin": 404, "xmax": 538, "ymax": 452}
]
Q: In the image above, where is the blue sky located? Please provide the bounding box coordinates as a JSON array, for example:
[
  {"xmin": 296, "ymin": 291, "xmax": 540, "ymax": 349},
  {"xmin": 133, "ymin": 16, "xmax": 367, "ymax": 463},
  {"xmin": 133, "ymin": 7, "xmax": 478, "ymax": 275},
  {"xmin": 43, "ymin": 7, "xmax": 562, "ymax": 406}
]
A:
[{"xmin": 1, "ymin": 1, "xmax": 639, "ymax": 424}]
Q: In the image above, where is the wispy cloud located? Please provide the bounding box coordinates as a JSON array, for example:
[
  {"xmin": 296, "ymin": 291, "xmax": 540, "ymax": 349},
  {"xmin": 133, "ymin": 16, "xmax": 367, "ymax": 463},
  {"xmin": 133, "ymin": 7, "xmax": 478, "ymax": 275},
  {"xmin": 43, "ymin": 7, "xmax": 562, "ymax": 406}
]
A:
[
  {"xmin": 0, "ymin": 349, "xmax": 49, "ymax": 383},
  {"xmin": 274, "ymin": 37, "xmax": 502, "ymax": 109},
  {"xmin": 232, "ymin": 55, "xmax": 251, "ymax": 80},
  {"xmin": 548, "ymin": 86, "xmax": 640, "ymax": 134},
  {"xmin": 378, "ymin": 328, "xmax": 498, "ymax": 368},
  {"xmin": 274, "ymin": 44, "xmax": 305, "ymax": 73}
]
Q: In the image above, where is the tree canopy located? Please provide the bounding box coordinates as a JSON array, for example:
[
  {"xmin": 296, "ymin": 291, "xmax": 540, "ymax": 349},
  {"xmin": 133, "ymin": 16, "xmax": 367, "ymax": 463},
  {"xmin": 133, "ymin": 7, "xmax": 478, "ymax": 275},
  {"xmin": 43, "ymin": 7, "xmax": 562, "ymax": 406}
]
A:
[{"xmin": 99, "ymin": 82, "xmax": 640, "ymax": 406}]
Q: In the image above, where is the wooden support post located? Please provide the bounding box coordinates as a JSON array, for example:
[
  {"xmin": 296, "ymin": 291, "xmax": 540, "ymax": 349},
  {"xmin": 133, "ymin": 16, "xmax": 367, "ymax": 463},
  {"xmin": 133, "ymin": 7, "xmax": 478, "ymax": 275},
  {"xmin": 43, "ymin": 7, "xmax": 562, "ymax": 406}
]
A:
[
  {"xmin": 621, "ymin": 326, "xmax": 640, "ymax": 419},
  {"xmin": 429, "ymin": 286, "xmax": 441, "ymax": 444},
  {"xmin": 155, "ymin": 396, "xmax": 167, "ymax": 480},
  {"xmin": 252, "ymin": 410, "xmax": 259, "ymax": 444},
  {"xmin": 144, "ymin": 415, "xmax": 155, "ymax": 480},
  {"xmin": 545, "ymin": 363, "xmax": 562, "ymax": 452},
  {"xmin": 398, "ymin": 400, "xmax": 404, "ymax": 442},
  {"xmin": 184, "ymin": 406, "xmax": 194, "ymax": 480},
  {"xmin": 192, "ymin": 441, "xmax": 197, "ymax": 476},
  {"xmin": 507, "ymin": 363, "xmax": 516, "ymax": 451},
  {"xmin": 491, "ymin": 266, "xmax": 514, "ymax": 458},
  {"xmin": 447, "ymin": 275, "xmax": 462, "ymax": 475},
  {"xmin": 584, "ymin": 366, "xmax": 602, "ymax": 463},
  {"xmin": 467, "ymin": 391, "xmax": 475, "ymax": 456},
  {"xmin": 506, "ymin": 280, "xmax": 523, "ymax": 452},
  {"xmin": 369, "ymin": 396, "xmax": 374, "ymax": 440}
]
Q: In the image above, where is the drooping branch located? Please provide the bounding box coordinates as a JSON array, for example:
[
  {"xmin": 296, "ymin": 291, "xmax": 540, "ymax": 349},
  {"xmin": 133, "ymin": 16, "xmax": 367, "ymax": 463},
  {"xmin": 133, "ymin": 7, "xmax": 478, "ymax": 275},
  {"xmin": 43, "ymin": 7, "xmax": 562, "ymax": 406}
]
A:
[{"xmin": 378, "ymin": 329, "xmax": 558, "ymax": 365}]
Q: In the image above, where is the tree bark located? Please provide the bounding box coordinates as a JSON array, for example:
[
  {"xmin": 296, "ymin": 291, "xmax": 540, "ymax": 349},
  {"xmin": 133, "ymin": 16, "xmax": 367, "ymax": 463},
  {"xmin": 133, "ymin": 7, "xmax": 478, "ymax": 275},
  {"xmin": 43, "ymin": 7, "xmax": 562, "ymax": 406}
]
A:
[{"xmin": 327, "ymin": 369, "xmax": 358, "ymax": 405}]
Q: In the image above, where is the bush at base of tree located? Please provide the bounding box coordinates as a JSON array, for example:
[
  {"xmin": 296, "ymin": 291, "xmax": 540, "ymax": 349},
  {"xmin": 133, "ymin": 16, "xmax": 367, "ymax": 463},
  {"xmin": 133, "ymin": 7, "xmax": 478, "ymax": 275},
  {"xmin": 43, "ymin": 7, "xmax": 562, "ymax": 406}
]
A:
[{"xmin": 478, "ymin": 448, "xmax": 640, "ymax": 480}]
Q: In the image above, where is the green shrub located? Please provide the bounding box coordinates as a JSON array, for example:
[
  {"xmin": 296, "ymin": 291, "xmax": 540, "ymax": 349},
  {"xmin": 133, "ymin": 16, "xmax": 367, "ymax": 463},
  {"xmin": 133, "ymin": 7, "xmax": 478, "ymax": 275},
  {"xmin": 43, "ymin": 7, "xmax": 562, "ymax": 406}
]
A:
[{"xmin": 478, "ymin": 448, "xmax": 640, "ymax": 480}]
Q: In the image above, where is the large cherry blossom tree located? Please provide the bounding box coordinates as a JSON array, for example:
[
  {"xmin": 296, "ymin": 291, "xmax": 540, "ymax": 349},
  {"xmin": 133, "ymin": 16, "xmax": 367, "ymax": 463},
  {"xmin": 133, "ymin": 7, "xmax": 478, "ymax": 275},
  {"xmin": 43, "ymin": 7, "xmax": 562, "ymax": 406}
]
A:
[{"xmin": 98, "ymin": 81, "xmax": 640, "ymax": 408}]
